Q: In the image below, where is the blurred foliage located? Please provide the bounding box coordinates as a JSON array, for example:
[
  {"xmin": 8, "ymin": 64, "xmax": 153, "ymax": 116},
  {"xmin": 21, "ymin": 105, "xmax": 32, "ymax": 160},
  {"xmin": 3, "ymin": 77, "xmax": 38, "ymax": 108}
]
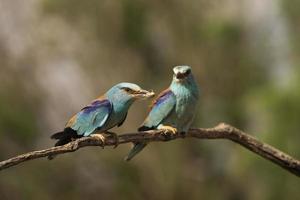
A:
[
  {"xmin": 0, "ymin": 91, "xmax": 37, "ymax": 142},
  {"xmin": 0, "ymin": 0, "xmax": 300, "ymax": 199}
]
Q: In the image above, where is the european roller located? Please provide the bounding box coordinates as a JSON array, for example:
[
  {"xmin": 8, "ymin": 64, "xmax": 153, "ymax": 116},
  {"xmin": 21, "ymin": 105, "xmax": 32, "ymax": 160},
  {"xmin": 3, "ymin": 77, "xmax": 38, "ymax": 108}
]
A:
[
  {"xmin": 50, "ymin": 83, "xmax": 155, "ymax": 151},
  {"xmin": 125, "ymin": 66, "xmax": 199, "ymax": 161}
]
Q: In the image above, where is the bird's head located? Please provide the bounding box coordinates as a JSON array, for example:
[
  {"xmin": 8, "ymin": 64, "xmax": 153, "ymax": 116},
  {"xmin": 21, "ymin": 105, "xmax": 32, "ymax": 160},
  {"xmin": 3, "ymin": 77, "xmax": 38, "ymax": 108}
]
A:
[
  {"xmin": 173, "ymin": 65, "xmax": 192, "ymax": 82},
  {"xmin": 106, "ymin": 83, "xmax": 155, "ymax": 104}
]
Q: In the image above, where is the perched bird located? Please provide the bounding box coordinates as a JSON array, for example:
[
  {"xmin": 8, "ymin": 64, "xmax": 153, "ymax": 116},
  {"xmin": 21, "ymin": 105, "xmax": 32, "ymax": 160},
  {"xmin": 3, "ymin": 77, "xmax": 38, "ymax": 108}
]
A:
[
  {"xmin": 49, "ymin": 82, "xmax": 155, "ymax": 153},
  {"xmin": 125, "ymin": 66, "xmax": 199, "ymax": 161}
]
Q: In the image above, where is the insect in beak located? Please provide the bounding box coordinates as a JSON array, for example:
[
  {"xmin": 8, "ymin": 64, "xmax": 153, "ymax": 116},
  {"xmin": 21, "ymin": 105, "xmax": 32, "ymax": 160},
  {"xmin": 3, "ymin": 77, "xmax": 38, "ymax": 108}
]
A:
[{"xmin": 133, "ymin": 89, "xmax": 155, "ymax": 99}]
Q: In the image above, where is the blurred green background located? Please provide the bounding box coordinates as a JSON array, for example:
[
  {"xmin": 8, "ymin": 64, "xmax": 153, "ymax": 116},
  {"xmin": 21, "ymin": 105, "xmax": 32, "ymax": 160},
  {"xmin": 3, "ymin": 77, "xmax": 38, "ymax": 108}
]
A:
[{"xmin": 0, "ymin": 0, "xmax": 300, "ymax": 199}]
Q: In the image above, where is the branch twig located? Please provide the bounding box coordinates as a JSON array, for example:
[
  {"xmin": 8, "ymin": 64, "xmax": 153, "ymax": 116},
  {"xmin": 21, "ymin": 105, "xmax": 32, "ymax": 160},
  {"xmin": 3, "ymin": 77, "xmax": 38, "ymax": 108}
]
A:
[{"xmin": 0, "ymin": 123, "xmax": 299, "ymax": 177}]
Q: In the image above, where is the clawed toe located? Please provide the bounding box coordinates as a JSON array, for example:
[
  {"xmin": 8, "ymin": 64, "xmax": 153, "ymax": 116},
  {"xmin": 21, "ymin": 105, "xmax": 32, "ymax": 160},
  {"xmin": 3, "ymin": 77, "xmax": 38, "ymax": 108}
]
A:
[
  {"xmin": 92, "ymin": 134, "xmax": 106, "ymax": 149},
  {"xmin": 105, "ymin": 131, "xmax": 119, "ymax": 148},
  {"xmin": 159, "ymin": 125, "xmax": 177, "ymax": 136},
  {"xmin": 113, "ymin": 135, "xmax": 119, "ymax": 148}
]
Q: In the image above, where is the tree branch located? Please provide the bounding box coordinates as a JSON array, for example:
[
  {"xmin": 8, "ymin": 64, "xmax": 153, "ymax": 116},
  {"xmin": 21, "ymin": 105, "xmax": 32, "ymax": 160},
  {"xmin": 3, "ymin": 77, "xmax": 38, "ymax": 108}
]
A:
[{"xmin": 0, "ymin": 123, "xmax": 299, "ymax": 177}]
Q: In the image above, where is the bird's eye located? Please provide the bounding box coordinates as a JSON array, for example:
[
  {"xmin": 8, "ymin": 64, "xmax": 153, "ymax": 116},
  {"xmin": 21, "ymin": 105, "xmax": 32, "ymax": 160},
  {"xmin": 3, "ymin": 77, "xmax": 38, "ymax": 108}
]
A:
[
  {"xmin": 185, "ymin": 69, "xmax": 191, "ymax": 75},
  {"xmin": 123, "ymin": 87, "xmax": 133, "ymax": 93}
]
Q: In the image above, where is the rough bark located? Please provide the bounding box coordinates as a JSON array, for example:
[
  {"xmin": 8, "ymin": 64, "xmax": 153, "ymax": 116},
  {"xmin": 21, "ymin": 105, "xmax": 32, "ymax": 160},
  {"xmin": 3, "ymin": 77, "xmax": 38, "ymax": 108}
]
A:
[{"xmin": 0, "ymin": 123, "xmax": 299, "ymax": 177}]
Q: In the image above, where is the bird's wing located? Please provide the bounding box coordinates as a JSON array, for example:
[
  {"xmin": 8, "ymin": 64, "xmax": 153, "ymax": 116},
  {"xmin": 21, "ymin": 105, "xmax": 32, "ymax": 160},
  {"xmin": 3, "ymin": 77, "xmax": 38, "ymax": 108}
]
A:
[
  {"xmin": 126, "ymin": 89, "xmax": 175, "ymax": 161},
  {"xmin": 67, "ymin": 99, "xmax": 112, "ymax": 136},
  {"xmin": 117, "ymin": 112, "xmax": 127, "ymax": 127},
  {"xmin": 140, "ymin": 89, "xmax": 176, "ymax": 130}
]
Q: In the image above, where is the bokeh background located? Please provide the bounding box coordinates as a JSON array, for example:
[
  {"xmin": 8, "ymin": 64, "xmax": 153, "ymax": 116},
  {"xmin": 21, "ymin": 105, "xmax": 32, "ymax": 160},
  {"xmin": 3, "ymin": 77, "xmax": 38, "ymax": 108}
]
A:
[{"xmin": 0, "ymin": 0, "xmax": 300, "ymax": 199}]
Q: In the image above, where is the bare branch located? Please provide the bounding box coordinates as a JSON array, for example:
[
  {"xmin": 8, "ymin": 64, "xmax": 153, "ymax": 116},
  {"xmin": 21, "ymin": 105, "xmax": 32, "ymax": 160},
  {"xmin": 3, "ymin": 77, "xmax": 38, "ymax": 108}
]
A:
[{"xmin": 0, "ymin": 123, "xmax": 299, "ymax": 177}]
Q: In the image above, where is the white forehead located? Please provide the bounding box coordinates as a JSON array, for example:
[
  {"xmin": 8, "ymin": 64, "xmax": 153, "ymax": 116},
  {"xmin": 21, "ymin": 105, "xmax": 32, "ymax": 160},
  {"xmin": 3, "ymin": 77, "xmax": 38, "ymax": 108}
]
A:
[
  {"xmin": 173, "ymin": 65, "xmax": 191, "ymax": 74},
  {"xmin": 117, "ymin": 82, "xmax": 141, "ymax": 90}
]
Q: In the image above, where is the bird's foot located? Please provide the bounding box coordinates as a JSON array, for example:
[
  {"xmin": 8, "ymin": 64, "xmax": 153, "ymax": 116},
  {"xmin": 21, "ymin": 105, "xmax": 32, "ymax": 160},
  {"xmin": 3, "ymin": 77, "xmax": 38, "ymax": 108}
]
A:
[
  {"xmin": 105, "ymin": 131, "xmax": 119, "ymax": 148},
  {"xmin": 158, "ymin": 125, "xmax": 177, "ymax": 136},
  {"xmin": 92, "ymin": 133, "xmax": 106, "ymax": 149}
]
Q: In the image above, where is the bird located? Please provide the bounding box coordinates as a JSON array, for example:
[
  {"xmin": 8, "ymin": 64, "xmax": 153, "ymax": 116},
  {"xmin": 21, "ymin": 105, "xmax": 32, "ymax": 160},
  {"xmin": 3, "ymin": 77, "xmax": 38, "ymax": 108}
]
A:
[
  {"xmin": 125, "ymin": 66, "xmax": 199, "ymax": 161},
  {"xmin": 49, "ymin": 82, "xmax": 155, "ymax": 159}
]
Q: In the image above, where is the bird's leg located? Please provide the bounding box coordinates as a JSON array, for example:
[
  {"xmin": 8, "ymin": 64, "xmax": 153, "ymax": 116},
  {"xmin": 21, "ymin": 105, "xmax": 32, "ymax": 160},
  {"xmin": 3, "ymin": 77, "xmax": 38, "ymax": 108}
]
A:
[
  {"xmin": 105, "ymin": 131, "xmax": 119, "ymax": 148},
  {"xmin": 158, "ymin": 125, "xmax": 178, "ymax": 136},
  {"xmin": 92, "ymin": 133, "xmax": 106, "ymax": 149}
]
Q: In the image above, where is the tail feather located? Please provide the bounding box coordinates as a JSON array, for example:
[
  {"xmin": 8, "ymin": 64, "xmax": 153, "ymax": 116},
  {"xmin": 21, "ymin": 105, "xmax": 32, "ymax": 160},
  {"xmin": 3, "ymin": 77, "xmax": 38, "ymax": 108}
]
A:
[
  {"xmin": 124, "ymin": 142, "xmax": 148, "ymax": 161},
  {"xmin": 48, "ymin": 128, "xmax": 81, "ymax": 160},
  {"xmin": 124, "ymin": 125, "xmax": 152, "ymax": 161},
  {"xmin": 138, "ymin": 126, "xmax": 152, "ymax": 132},
  {"xmin": 50, "ymin": 131, "xmax": 67, "ymax": 139},
  {"xmin": 50, "ymin": 127, "xmax": 81, "ymax": 146}
]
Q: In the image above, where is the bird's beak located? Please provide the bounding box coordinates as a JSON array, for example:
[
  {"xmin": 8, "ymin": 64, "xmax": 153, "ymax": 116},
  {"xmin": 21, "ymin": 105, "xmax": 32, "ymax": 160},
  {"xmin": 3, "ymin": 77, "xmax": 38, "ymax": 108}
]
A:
[
  {"xmin": 133, "ymin": 89, "xmax": 155, "ymax": 99},
  {"xmin": 175, "ymin": 72, "xmax": 186, "ymax": 79},
  {"xmin": 173, "ymin": 68, "xmax": 187, "ymax": 80}
]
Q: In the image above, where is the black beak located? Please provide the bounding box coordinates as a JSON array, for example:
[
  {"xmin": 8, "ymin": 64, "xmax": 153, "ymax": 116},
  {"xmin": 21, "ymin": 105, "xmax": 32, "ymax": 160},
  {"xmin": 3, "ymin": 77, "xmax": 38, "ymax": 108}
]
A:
[{"xmin": 176, "ymin": 73, "xmax": 186, "ymax": 79}]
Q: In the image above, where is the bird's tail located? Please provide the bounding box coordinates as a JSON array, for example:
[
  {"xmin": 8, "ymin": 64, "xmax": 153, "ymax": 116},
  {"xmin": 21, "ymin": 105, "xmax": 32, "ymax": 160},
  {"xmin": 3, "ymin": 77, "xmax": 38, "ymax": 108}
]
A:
[
  {"xmin": 50, "ymin": 128, "xmax": 80, "ymax": 146},
  {"xmin": 124, "ymin": 125, "xmax": 151, "ymax": 161},
  {"xmin": 124, "ymin": 142, "xmax": 148, "ymax": 161},
  {"xmin": 48, "ymin": 128, "xmax": 80, "ymax": 160}
]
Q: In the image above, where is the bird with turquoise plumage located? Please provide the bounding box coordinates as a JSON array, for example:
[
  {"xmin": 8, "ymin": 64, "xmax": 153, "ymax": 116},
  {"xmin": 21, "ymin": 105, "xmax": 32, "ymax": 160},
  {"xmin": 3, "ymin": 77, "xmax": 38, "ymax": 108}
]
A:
[
  {"xmin": 125, "ymin": 66, "xmax": 200, "ymax": 161},
  {"xmin": 49, "ymin": 83, "xmax": 155, "ymax": 156}
]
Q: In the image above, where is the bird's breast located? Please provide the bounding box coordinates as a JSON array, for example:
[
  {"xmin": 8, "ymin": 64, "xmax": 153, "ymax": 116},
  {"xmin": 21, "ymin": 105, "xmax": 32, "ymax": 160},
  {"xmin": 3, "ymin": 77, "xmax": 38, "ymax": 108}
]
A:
[
  {"xmin": 176, "ymin": 94, "xmax": 197, "ymax": 117},
  {"xmin": 173, "ymin": 88, "xmax": 198, "ymax": 131}
]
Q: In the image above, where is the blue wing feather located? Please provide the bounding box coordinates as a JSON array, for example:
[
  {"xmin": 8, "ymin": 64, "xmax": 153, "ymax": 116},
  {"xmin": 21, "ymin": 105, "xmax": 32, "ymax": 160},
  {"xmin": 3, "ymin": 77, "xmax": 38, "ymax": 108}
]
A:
[
  {"xmin": 71, "ymin": 99, "xmax": 112, "ymax": 136},
  {"xmin": 126, "ymin": 89, "xmax": 176, "ymax": 161},
  {"xmin": 141, "ymin": 89, "xmax": 176, "ymax": 129}
]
